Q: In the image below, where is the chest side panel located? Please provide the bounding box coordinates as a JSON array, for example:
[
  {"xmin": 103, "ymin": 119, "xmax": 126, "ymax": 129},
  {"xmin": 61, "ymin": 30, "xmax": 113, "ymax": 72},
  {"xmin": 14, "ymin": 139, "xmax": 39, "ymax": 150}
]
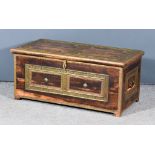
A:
[
  {"xmin": 122, "ymin": 59, "xmax": 141, "ymax": 109},
  {"xmin": 15, "ymin": 55, "xmax": 120, "ymax": 111}
]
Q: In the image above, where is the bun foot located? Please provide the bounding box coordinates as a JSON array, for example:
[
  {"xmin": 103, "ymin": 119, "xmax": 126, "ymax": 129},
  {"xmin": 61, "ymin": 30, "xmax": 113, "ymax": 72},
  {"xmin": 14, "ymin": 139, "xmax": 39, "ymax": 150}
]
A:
[
  {"xmin": 114, "ymin": 111, "xmax": 122, "ymax": 117},
  {"xmin": 15, "ymin": 96, "xmax": 21, "ymax": 100}
]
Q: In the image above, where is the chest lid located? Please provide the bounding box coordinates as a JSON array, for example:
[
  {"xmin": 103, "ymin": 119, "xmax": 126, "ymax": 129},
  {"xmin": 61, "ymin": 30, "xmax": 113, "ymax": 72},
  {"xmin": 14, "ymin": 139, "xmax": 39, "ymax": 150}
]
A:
[{"xmin": 10, "ymin": 39, "xmax": 144, "ymax": 67}]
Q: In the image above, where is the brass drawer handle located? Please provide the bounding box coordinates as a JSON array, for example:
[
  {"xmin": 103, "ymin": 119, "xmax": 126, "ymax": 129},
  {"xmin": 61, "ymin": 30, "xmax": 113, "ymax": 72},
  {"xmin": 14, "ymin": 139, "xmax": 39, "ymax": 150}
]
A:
[
  {"xmin": 83, "ymin": 83, "xmax": 88, "ymax": 88},
  {"xmin": 44, "ymin": 77, "xmax": 49, "ymax": 82}
]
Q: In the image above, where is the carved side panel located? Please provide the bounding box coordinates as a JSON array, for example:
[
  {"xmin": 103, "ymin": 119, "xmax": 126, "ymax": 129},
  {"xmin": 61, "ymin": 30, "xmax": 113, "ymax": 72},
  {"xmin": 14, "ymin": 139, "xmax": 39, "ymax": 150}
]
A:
[
  {"xmin": 122, "ymin": 59, "xmax": 141, "ymax": 110},
  {"xmin": 125, "ymin": 67, "xmax": 138, "ymax": 100}
]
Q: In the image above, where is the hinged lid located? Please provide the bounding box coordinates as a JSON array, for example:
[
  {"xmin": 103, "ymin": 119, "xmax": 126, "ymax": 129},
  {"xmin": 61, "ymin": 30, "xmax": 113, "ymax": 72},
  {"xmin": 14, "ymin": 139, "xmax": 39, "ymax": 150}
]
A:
[{"xmin": 10, "ymin": 39, "xmax": 144, "ymax": 67}]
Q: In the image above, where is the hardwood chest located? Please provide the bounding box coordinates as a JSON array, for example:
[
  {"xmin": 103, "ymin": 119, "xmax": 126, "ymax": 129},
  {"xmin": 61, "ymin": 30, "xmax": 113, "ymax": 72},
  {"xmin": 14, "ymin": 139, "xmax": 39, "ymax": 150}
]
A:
[{"xmin": 11, "ymin": 39, "xmax": 144, "ymax": 116}]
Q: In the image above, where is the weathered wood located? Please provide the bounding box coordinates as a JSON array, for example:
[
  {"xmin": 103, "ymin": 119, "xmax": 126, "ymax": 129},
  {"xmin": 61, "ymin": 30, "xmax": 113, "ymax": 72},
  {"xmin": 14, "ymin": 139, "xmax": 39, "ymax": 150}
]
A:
[
  {"xmin": 122, "ymin": 59, "xmax": 141, "ymax": 110},
  {"xmin": 11, "ymin": 39, "xmax": 144, "ymax": 67},
  {"xmin": 31, "ymin": 72, "xmax": 61, "ymax": 88},
  {"xmin": 15, "ymin": 55, "xmax": 119, "ymax": 110},
  {"xmin": 69, "ymin": 77, "xmax": 102, "ymax": 94},
  {"xmin": 11, "ymin": 39, "xmax": 144, "ymax": 116}
]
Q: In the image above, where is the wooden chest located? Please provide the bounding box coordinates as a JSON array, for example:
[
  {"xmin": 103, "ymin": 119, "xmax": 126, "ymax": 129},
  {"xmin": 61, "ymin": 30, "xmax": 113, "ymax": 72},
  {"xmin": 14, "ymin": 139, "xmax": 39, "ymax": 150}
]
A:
[{"xmin": 11, "ymin": 39, "xmax": 144, "ymax": 116}]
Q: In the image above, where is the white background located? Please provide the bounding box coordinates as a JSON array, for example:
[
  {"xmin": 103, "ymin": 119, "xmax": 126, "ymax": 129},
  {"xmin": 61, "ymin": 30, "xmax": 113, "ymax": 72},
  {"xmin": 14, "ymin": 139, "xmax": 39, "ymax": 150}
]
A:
[
  {"xmin": 0, "ymin": 0, "xmax": 154, "ymax": 28},
  {"xmin": 0, "ymin": 0, "xmax": 154, "ymax": 155}
]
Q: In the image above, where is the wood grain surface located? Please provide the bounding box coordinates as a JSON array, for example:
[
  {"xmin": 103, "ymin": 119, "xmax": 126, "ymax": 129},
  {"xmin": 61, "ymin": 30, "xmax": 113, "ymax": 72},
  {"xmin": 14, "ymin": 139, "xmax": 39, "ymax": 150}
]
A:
[
  {"xmin": 15, "ymin": 55, "xmax": 120, "ymax": 111},
  {"xmin": 11, "ymin": 39, "xmax": 144, "ymax": 116},
  {"xmin": 11, "ymin": 39, "xmax": 144, "ymax": 67}
]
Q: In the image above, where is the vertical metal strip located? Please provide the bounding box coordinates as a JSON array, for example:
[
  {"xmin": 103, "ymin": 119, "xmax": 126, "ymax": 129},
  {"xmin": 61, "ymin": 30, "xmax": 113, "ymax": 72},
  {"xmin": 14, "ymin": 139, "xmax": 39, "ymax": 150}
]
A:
[
  {"xmin": 104, "ymin": 77, "xmax": 109, "ymax": 102},
  {"xmin": 61, "ymin": 73, "xmax": 68, "ymax": 92}
]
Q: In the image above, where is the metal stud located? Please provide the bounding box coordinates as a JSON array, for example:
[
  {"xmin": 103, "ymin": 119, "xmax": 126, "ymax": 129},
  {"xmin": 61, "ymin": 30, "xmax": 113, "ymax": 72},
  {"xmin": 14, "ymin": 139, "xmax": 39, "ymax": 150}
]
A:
[
  {"xmin": 44, "ymin": 77, "xmax": 49, "ymax": 82},
  {"xmin": 83, "ymin": 82, "xmax": 88, "ymax": 88}
]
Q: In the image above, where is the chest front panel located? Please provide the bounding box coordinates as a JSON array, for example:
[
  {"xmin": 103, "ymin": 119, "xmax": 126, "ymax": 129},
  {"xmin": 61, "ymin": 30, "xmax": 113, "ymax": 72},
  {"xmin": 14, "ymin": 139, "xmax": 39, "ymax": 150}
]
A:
[{"xmin": 15, "ymin": 55, "xmax": 120, "ymax": 110}]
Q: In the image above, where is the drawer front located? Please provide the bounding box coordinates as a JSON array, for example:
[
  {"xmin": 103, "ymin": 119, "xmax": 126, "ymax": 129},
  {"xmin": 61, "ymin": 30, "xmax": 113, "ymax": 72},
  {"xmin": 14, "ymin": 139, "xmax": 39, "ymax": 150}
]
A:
[
  {"xmin": 25, "ymin": 64, "xmax": 109, "ymax": 102},
  {"xmin": 31, "ymin": 72, "xmax": 61, "ymax": 88},
  {"xmin": 69, "ymin": 77, "xmax": 102, "ymax": 94},
  {"xmin": 25, "ymin": 64, "xmax": 63, "ymax": 94},
  {"xmin": 66, "ymin": 69, "xmax": 109, "ymax": 101}
]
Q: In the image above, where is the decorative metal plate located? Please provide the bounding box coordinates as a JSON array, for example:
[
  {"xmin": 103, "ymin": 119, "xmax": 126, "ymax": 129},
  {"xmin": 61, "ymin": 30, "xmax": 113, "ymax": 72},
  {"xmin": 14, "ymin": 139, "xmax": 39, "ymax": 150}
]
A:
[{"xmin": 25, "ymin": 64, "xmax": 109, "ymax": 102}]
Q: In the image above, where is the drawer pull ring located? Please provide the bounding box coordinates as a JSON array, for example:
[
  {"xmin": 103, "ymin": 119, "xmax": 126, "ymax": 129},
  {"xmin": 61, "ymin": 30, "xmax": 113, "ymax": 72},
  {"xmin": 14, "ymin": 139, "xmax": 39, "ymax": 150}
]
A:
[
  {"xmin": 83, "ymin": 83, "xmax": 88, "ymax": 88},
  {"xmin": 44, "ymin": 77, "xmax": 49, "ymax": 82}
]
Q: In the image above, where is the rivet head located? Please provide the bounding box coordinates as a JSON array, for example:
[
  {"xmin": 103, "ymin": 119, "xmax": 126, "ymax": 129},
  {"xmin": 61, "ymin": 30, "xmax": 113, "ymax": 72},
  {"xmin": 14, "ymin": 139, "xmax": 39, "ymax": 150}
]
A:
[
  {"xmin": 83, "ymin": 83, "xmax": 88, "ymax": 88},
  {"xmin": 44, "ymin": 77, "xmax": 48, "ymax": 82}
]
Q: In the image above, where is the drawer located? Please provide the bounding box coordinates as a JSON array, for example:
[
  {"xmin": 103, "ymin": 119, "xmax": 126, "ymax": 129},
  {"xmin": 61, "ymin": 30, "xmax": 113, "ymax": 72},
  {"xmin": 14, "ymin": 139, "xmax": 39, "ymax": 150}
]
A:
[
  {"xmin": 25, "ymin": 63, "xmax": 109, "ymax": 102},
  {"xmin": 31, "ymin": 72, "xmax": 61, "ymax": 88},
  {"xmin": 66, "ymin": 69, "xmax": 109, "ymax": 101},
  {"xmin": 69, "ymin": 77, "xmax": 102, "ymax": 94},
  {"xmin": 25, "ymin": 64, "xmax": 63, "ymax": 94}
]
